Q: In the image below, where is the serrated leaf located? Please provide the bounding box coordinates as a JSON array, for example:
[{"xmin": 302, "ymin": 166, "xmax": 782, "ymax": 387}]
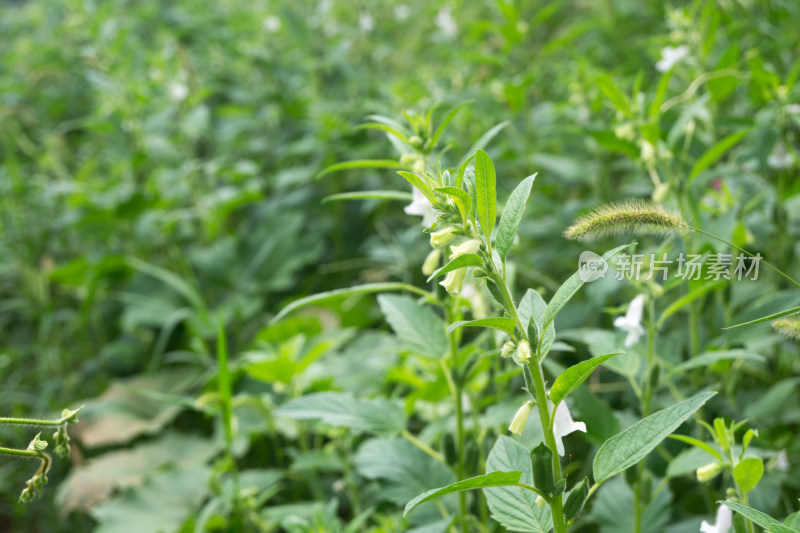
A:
[
  {"xmin": 356, "ymin": 438, "xmax": 454, "ymax": 507},
  {"xmin": 721, "ymin": 501, "xmax": 784, "ymax": 530},
  {"xmin": 446, "ymin": 318, "xmax": 516, "ymax": 336},
  {"xmin": 275, "ymin": 392, "xmax": 406, "ymax": 436},
  {"xmin": 593, "ymin": 391, "xmax": 716, "ymax": 482},
  {"xmin": 733, "ymin": 457, "xmax": 764, "ymax": 493},
  {"xmin": 496, "ymin": 174, "xmax": 536, "ymax": 262},
  {"xmin": 484, "ymin": 436, "xmax": 552, "ymax": 533},
  {"xmin": 426, "ymin": 254, "xmax": 483, "ymax": 282},
  {"xmin": 273, "ymin": 283, "xmax": 429, "ymax": 322},
  {"xmin": 475, "ymin": 149, "xmax": 497, "ymax": 244},
  {"xmin": 550, "ymin": 352, "xmax": 623, "ymax": 406},
  {"xmin": 378, "ymin": 295, "xmax": 447, "ymax": 358},
  {"xmin": 404, "ymin": 471, "xmax": 523, "ymax": 517}
]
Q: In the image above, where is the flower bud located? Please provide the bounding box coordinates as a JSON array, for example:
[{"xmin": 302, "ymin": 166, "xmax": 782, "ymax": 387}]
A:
[
  {"xmin": 408, "ymin": 135, "xmax": 423, "ymax": 148},
  {"xmin": 535, "ymin": 495, "xmax": 546, "ymax": 507},
  {"xmin": 449, "ymin": 239, "xmax": 481, "ymax": 258},
  {"xmin": 516, "ymin": 340, "xmax": 532, "ymax": 363},
  {"xmin": 500, "ymin": 341, "xmax": 515, "ymax": 358},
  {"xmin": 696, "ymin": 462, "xmax": 723, "ymax": 483},
  {"xmin": 430, "ymin": 227, "xmax": 457, "ymax": 247},
  {"xmin": 440, "ymin": 268, "xmax": 466, "ymax": 295},
  {"xmin": 564, "ymin": 477, "xmax": 589, "ymax": 519},
  {"xmin": 508, "ymin": 401, "xmax": 533, "ymax": 436},
  {"xmin": 421, "ymin": 249, "xmax": 441, "ymax": 276},
  {"xmin": 413, "ymin": 158, "xmax": 426, "ymax": 174}
]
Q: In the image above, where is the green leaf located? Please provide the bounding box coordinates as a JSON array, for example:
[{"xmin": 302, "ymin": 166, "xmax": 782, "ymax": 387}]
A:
[
  {"xmin": 550, "ymin": 352, "xmax": 623, "ymax": 406},
  {"xmin": 733, "ymin": 457, "xmax": 764, "ymax": 493},
  {"xmin": 657, "ymin": 280, "xmax": 727, "ymax": 327},
  {"xmin": 668, "ymin": 349, "xmax": 764, "ymax": 376},
  {"xmin": 430, "ymin": 101, "xmax": 472, "ymax": 148},
  {"xmin": 596, "ymin": 75, "xmax": 632, "ymax": 117},
  {"xmin": 767, "ymin": 525, "xmax": 800, "ymax": 533},
  {"xmin": 459, "ymin": 122, "xmax": 510, "ymax": 168},
  {"xmin": 544, "ymin": 244, "xmax": 632, "ymax": 333},
  {"xmin": 484, "ymin": 436, "xmax": 552, "ymax": 533},
  {"xmin": 355, "ymin": 438, "xmax": 454, "ymax": 507},
  {"xmin": 321, "ymin": 190, "xmax": 413, "ymax": 203},
  {"xmin": 723, "ymin": 306, "xmax": 800, "ymax": 329},
  {"xmin": 475, "ymin": 149, "xmax": 497, "ymax": 244},
  {"xmin": 127, "ymin": 257, "xmax": 206, "ymax": 313},
  {"xmin": 426, "ymin": 254, "xmax": 484, "ymax": 282},
  {"xmin": 446, "ymin": 318, "xmax": 517, "ymax": 336},
  {"xmin": 721, "ymin": 501, "xmax": 784, "ymax": 530},
  {"xmin": 667, "ymin": 434, "xmax": 723, "ymax": 462},
  {"xmin": 496, "ymin": 174, "xmax": 537, "ymax": 263},
  {"xmin": 518, "ymin": 289, "xmax": 554, "ymax": 356},
  {"xmin": 434, "ymin": 186, "xmax": 471, "ymax": 222},
  {"xmin": 397, "ymin": 171, "xmax": 437, "ymax": 205},
  {"xmin": 275, "ymin": 392, "xmax": 406, "ymax": 436},
  {"xmin": 316, "ymin": 159, "xmax": 409, "ymax": 179},
  {"xmin": 404, "ymin": 471, "xmax": 524, "ymax": 517},
  {"xmin": 689, "ymin": 130, "xmax": 748, "ymax": 181},
  {"xmin": 273, "ymin": 283, "xmax": 429, "ymax": 322},
  {"xmin": 593, "ymin": 391, "xmax": 716, "ymax": 482},
  {"xmin": 378, "ymin": 294, "xmax": 447, "ymax": 358}
]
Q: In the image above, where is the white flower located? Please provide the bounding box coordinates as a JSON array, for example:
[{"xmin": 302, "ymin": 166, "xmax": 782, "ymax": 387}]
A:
[
  {"xmin": 768, "ymin": 140, "xmax": 794, "ymax": 169},
  {"xmin": 435, "ymin": 7, "xmax": 457, "ymax": 37},
  {"xmin": 359, "ymin": 12, "xmax": 375, "ymax": 32},
  {"xmin": 614, "ymin": 294, "xmax": 645, "ymax": 347},
  {"xmin": 787, "ymin": 104, "xmax": 800, "ymax": 115},
  {"xmin": 700, "ymin": 505, "xmax": 732, "ymax": 533},
  {"xmin": 404, "ymin": 187, "xmax": 435, "ymax": 226},
  {"xmin": 168, "ymin": 82, "xmax": 188, "ymax": 101},
  {"xmin": 263, "ymin": 16, "xmax": 281, "ymax": 32},
  {"xmin": 508, "ymin": 401, "xmax": 533, "ymax": 435},
  {"xmin": 449, "ymin": 239, "xmax": 481, "ymax": 258},
  {"xmin": 776, "ymin": 450, "xmax": 789, "ymax": 472},
  {"xmin": 552, "ymin": 401, "xmax": 586, "ymax": 456},
  {"xmin": 394, "ymin": 5, "xmax": 410, "ymax": 20},
  {"xmin": 440, "ymin": 268, "xmax": 466, "ymax": 295},
  {"xmin": 656, "ymin": 45, "xmax": 690, "ymax": 72}
]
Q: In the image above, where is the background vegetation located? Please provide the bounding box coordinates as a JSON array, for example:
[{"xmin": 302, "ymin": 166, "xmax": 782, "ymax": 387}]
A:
[{"xmin": 1, "ymin": 0, "xmax": 799, "ymax": 531}]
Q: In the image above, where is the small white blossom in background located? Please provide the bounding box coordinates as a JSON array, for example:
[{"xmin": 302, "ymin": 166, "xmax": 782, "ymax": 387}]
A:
[
  {"xmin": 435, "ymin": 6, "xmax": 457, "ymax": 37},
  {"xmin": 786, "ymin": 104, "xmax": 800, "ymax": 115},
  {"xmin": 700, "ymin": 504, "xmax": 732, "ymax": 533},
  {"xmin": 656, "ymin": 45, "xmax": 690, "ymax": 72},
  {"xmin": 767, "ymin": 140, "xmax": 795, "ymax": 169},
  {"xmin": 263, "ymin": 16, "xmax": 281, "ymax": 33},
  {"xmin": 404, "ymin": 188, "xmax": 435, "ymax": 226},
  {"xmin": 394, "ymin": 5, "xmax": 410, "ymax": 21},
  {"xmin": 168, "ymin": 82, "xmax": 188, "ymax": 102},
  {"xmin": 359, "ymin": 12, "xmax": 375, "ymax": 32},
  {"xmin": 614, "ymin": 294, "xmax": 646, "ymax": 347},
  {"xmin": 552, "ymin": 401, "xmax": 586, "ymax": 456},
  {"xmin": 775, "ymin": 450, "xmax": 789, "ymax": 472}
]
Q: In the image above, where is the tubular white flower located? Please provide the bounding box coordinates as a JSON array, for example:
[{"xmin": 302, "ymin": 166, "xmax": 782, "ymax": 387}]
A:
[
  {"xmin": 552, "ymin": 401, "xmax": 586, "ymax": 456},
  {"xmin": 700, "ymin": 505, "xmax": 732, "ymax": 533},
  {"xmin": 421, "ymin": 249, "xmax": 441, "ymax": 277},
  {"xmin": 440, "ymin": 268, "xmax": 466, "ymax": 295},
  {"xmin": 449, "ymin": 239, "xmax": 481, "ymax": 258},
  {"xmin": 614, "ymin": 294, "xmax": 645, "ymax": 347},
  {"xmin": 404, "ymin": 187, "xmax": 435, "ymax": 227},
  {"xmin": 508, "ymin": 401, "xmax": 533, "ymax": 435},
  {"xmin": 656, "ymin": 45, "xmax": 689, "ymax": 72},
  {"xmin": 430, "ymin": 227, "xmax": 457, "ymax": 247}
]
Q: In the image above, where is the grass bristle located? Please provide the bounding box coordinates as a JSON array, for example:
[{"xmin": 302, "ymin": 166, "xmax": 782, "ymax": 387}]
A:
[
  {"xmin": 563, "ymin": 200, "xmax": 687, "ymax": 241},
  {"xmin": 773, "ymin": 316, "xmax": 800, "ymax": 341}
]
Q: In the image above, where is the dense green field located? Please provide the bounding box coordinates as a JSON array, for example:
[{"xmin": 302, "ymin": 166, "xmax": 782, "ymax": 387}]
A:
[{"xmin": 2, "ymin": 0, "xmax": 800, "ymax": 532}]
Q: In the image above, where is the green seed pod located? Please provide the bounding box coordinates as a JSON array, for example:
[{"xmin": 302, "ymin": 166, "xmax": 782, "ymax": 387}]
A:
[
  {"xmin": 648, "ymin": 363, "xmax": 661, "ymax": 389},
  {"xmin": 564, "ymin": 477, "xmax": 590, "ymax": 519},
  {"xmin": 530, "ymin": 443, "xmax": 555, "ymax": 495},
  {"xmin": 443, "ymin": 434, "xmax": 457, "ymax": 465},
  {"xmin": 465, "ymin": 441, "xmax": 480, "ymax": 473}
]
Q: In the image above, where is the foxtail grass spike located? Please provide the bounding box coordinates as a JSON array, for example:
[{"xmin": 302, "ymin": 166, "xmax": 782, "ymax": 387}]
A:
[
  {"xmin": 773, "ymin": 316, "xmax": 800, "ymax": 341},
  {"xmin": 563, "ymin": 200, "xmax": 687, "ymax": 241}
]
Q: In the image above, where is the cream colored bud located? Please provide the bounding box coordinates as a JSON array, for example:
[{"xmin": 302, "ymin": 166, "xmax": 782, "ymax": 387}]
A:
[
  {"xmin": 535, "ymin": 495, "xmax": 547, "ymax": 508},
  {"xmin": 440, "ymin": 268, "xmax": 466, "ymax": 295},
  {"xmin": 449, "ymin": 239, "xmax": 481, "ymax": 259},
  {"xmin": 500, "ymin": 341, "xmax": 515, "ymax": 358},
  {"xmin": 413, "ymin": 158, "xmax": 426, "ymax": 174},
  {"xmin": 508, "ymin": 401, "xmax": 534, "ymax": 435},
  {"xmin": 696, "ymin": 462, "xmax": 723, "ymax": 483},
  {"xmin": 430, "ymin": 227, "xmax": 457, "ymax": 248},
  {"xmin": 516, "ymin": 340, "xmax": 532, "ymax": 363},
  {"xmin": 422, "ymin": 249, "xmax": 441, "ymax": 276}
]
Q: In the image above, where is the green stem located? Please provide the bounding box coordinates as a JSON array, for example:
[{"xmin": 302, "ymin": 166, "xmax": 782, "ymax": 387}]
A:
[
  {"xmin": 489, "ymin": 270, "xmax": 567, "ymax": 533},
  {"xmin": 0, "ymin": 407, "xmax": 83, "ymax": 427},
  {"xmin": 446, "ymin": 303, "xmax": 469, "ymax": 533}
]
